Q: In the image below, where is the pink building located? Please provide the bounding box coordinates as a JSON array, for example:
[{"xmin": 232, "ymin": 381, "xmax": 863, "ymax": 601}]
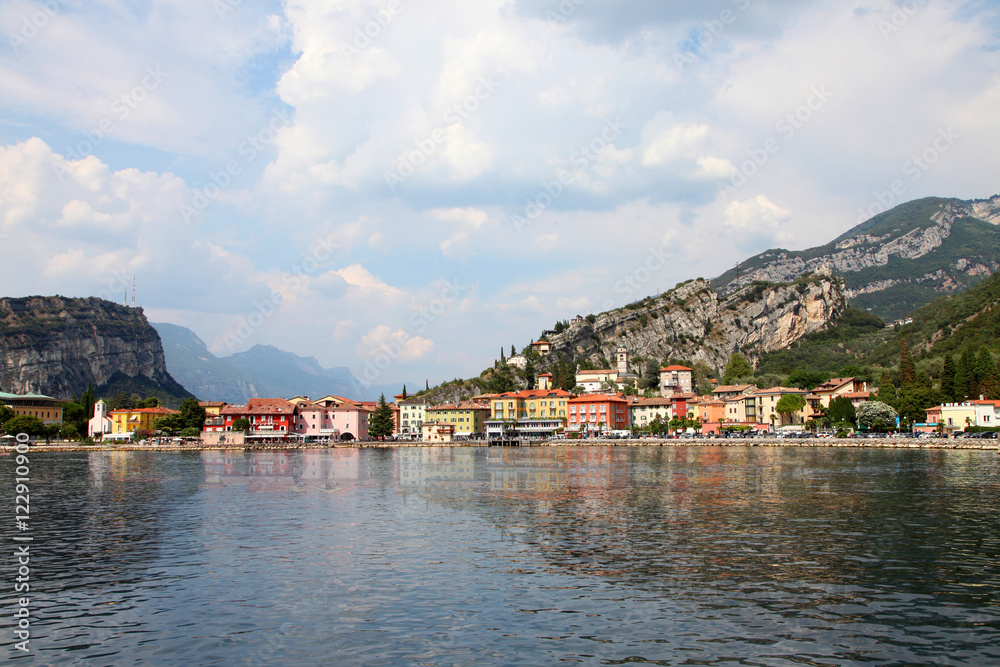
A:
[{"xmin": 289, "ymin": 395, "xmax": 369, "ymax": 442}]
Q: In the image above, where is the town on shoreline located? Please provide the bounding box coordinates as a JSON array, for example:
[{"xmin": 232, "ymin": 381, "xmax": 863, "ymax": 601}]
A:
[{"xmin": 4, "ymin": 345, "xmax": 999, "ymax": 446}]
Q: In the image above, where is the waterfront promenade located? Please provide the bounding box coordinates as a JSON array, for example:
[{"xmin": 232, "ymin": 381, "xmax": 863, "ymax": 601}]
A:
[{"xmin": 5, "ymin": 437, "xmax": 999, "ymax": 452}]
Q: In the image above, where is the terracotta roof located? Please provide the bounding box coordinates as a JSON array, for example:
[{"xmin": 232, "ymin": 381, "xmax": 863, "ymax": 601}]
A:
[
  {"xmin": 109, "ymin": 406, "xmax": 180, "ymax": 415},
  {"xmin": 753, "ymin": 386, "xmax": 807, "ymax": 395},
  {"xmin": 199, "ymin": 401, "xmax": 226, "ymax": 407},
  {"xmin": 842, "ymin": 391, "xmax": 871, "ymax": 399},
  {"xmin": 632, "ymin": 397, "xmax": 673, "ymax": 407},
  {"xmin": 568, "ymin": 393, "xmax": 628, "ymax": 403},
  {"xmin": 812, "ymin": 377, "xmax": 857, "ymax": 392},
  {"xmin": 221, "ymin": 399, "xmax": 296, "ymax": 415},
  {"xmin": 495, "ymin": 389, "xmax": 573, "ymax": 399},
  {"xmin": 660, "ymin": 365, "xmax": 693, "ymax": 372},
  {"xmin": 713, "ymin": 384, "xmax": 756, "ymax": 394}
]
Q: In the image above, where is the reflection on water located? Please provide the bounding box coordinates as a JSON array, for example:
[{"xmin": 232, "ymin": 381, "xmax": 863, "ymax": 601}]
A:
[{"xmin": 1, "ymin": 446, "xmax": 998, "ymax": 665}]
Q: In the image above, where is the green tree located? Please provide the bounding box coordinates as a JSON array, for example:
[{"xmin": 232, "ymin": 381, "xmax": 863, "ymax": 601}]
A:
[
  {"xmin": 877, "ymin": 371, "xmax": 897, "ymax": 405},
  {"xmin": 154, "ymin": 413, "xmax": 185, "ymax": 433},
  {"xmin": 178, "ymin": 397, "xmax": 207, "ymax": 430},
  {"xmin": 369, "ymin": 394, "xmax": 395, "ymax": 439},
  {"xmin": 857, "ymin": 400, "xmax": 898, "ymax": 432},
  {"xmin": 62, "ymin": 402, "xmax": 86, "ymax": 432},
  {"xmin": 940, "ymin": 355, "xmax": 957, "ymax": 402},
  {"xmin": 723, "ymin": 353, "xmax": 753, "ymax": 384},
  {"xmin": 401, "ymin": 385, "xmax": 408, "ymax": 400},
  {"xmin": 0, "ymin": 405, "xmax": 13, "ymax": 425},
  {"xmin": 642, "ymin": 360, "xmax": 660, "ymax": 390},
  {"xmin": 899, "ymin": 337, "xmax": 916, "ymax": 387},
  {"xmin": 231, "ymin": 417, "xmax": 251, "ymax": 432},
  {"xmin": 975, "ymin": 347, "xmax": 999, "ymax": 399},
  {"xmin": 955, "ymin": 348, "xmax": 976, "ymax": 400},
  {"xmin": 138, "ymin": 396, "xmax": 161, "ymax": 408},
  {"xmin": 896, "ymin": 384, "xmax": 940, "ymax": 426},
  {"xmin": 775, "ymin": 394, "xmax": 806, "ymax": 425},
  {"xmin": 80, "ymin": 383, "xmax": 95, "ymax": 423},
  {"xmin": 2, "ymin": 415, "xmax": 46, "ymax": 436},
  {"xmin": 180, "ymin": 427, "xmax": 200, "ymax": 438},
  {"xmin": 61, "ymin": 423, "xmax": 80, "ymax": 439},
  {"xmin": 826, "ymin": 395, "xmax": 856, "ymax": 425}
]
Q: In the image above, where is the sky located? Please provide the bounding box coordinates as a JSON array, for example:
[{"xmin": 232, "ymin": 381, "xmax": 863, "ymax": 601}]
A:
[{"xmin": 1, "ymin": 0, "xmax": 999, "ymax": 391}]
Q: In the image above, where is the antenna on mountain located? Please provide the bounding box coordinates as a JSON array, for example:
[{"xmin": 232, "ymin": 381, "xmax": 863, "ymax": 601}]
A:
[{"xmin": 132, "ymin": 275, "xmax": 136, "ymax": 308}]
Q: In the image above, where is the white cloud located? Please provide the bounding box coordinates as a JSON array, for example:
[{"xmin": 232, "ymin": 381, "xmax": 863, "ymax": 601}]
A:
[{"xmin": 356, "ymin": 325, "xmax": 435, "ymax": 363}]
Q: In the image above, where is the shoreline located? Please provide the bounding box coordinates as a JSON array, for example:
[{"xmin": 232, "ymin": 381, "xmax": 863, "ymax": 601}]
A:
[{"xmin": 4, "ymin": 437, "xmax": 998, "ymax": 453}]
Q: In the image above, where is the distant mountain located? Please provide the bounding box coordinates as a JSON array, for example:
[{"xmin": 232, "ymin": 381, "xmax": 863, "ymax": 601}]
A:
[
  {"xmin": 152, "ymin": 323, "xmax": 385, "ymax": 403},
  {"xmin": 712, "ymin": 195, "xmax": 1000, "ymax": 321},
  {"xmin": 0, "ymin": 297, "xmax": 193, "ymax": 406},
  {"xmin": 225, "ymin": 344, "xmax": 370, "ymax": 401},
  {"xmin": 152, "ymin": 323, "xmax": 266, "ymax": 404}
]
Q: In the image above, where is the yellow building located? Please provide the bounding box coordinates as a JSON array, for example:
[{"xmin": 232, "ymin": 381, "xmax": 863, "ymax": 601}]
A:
[
  {"xmin": 939, "ymin": 402, "xmax": 979, "ymax": 433},
  {"xmin": 0, "ymin": 391, "xmax": 66, "ymax": 425},
  {"xmin": 425, "ymin": 401, "xmax": 490, "ymax": 436},
  {"xmin": 490, "ymin": 389, "xmax": 573, "ymax": 421},
  {"xmin": 110, "ymin": 406, "xmax": 180, "ymax": 434},
  {"xmin": 753, "ymin": 387, "xmax": 809, "ymax": 426}
]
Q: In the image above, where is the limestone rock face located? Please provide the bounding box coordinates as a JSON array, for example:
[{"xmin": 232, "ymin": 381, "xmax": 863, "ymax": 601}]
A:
[
  {"xmin": 0, "ymin": 296, "xmax": 187, "ymax": 400},
  {"xmin": 543, "ymin": 277, "xmax": 846, "ymax": 371},
  {"xmin": 712, "ymin": 195, "xmax": 1000, "ymax": 321}
]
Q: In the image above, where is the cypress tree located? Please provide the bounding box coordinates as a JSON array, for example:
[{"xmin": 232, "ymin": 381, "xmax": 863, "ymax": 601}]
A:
[
  {"xmin": 940, "ymin": 355, "xmax": 956, "ymax": 402},
  {"xmin": 955, "ymin": 348, "xmax": 976, "ymax": 400},
  {"xmin": 877, "ymin": 371, "xmax": 897, "ymax": 405},
  {"xmin": 899, "ymin": 338, "xmax": 916, "ymax": 387}
]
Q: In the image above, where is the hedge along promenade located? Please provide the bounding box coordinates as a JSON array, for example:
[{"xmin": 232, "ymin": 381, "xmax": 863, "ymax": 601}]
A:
[{"xmin": 3, "ymin": 438, "xmax": 998, "ymax": 452}]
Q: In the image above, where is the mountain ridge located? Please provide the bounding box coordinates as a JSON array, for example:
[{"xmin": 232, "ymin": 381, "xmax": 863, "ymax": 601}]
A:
[{"xmin": 712, "ymin": 195, "xmax": 1000, "ymax": 321}]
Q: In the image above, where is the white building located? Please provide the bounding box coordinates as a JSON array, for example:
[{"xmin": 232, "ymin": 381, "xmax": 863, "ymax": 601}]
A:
[{"xmin": 88, "ymin": 399, "xmax": 112, "ymax": 438}]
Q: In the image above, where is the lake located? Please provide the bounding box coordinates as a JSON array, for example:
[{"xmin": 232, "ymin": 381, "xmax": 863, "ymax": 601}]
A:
[{"xmin": 2, "ymin": 446, "xmax": 999, "ymax": 665}]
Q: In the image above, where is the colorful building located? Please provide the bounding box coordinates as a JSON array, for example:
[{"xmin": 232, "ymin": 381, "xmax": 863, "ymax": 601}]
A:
[
  {"xmin": 567, "ymin": 393, "xmax": 629, "ymax": 434},
  {"xmin": 629, "ymin": 397, "xmax": 673, "ymax": 430},
  {"xmin": 753, "ymin": 387, "xmax": 810, "ymax": 427},
  {"xmin": 288, "ymin": 396, "xmax": 369, "ymax": 442},
  {"xmin": 1, "ymin": 391, "xmax": 66, "ymax": 425},
  {"xmin": 109, "ymin": 406, "xmax": 181, "ymax": 434},
  {"xmin": 486, "ymin": 389, "xmax": 573, "ymax": 438},
  {"xmin": 398, "ymin": 397, "xmax": 430, "ymax": 438},
  {"xmin": 659, "ymin": 365, "xmax": 693, "ymax": 397},
  {"xmin": 220, "ymin": 399, "xmax": 297, "ymax": 438},
  {"xmin": 425, "ymin": 401, "xmax": 489, "ymax": 437},
  {"xmin": 811, "ymin": 377, "xmax": 869, "ymax": 407}
]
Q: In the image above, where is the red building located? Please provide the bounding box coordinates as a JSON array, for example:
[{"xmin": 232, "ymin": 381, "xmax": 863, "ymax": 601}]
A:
[
  {"xmin": 567, "ymin": 393, "xmax": 629, "ymax": 434},
  {"xmin": 220, "ymin": 399, "xmax": 297, "ymax": 438}
]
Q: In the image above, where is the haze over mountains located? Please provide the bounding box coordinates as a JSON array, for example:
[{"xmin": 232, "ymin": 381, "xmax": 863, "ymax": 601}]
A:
[{"xmin": 151, "ymin": 322, "xmax": 397, "ymax": 404}]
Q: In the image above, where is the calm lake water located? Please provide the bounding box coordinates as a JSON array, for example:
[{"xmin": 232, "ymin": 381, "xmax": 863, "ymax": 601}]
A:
[{"xmin": 1, "ymin": 446, "xmax": 999, "ymax": 666}]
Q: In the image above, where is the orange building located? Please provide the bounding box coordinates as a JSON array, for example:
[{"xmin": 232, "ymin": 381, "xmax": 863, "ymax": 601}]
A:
[{"xmin": 567, "ymin": 393, "xmax": 629, "ymax": 435}]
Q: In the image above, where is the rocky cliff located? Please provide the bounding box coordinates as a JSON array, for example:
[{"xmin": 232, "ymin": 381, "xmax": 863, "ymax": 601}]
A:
[
  {"xmin": 543, "ymin": 275, "xmax": 847, "ymax": 372},
  {"xmin": 712, "ymin": 195, "xmax": 1000, "ymax": 321},
  {"xmin": 0, "ymin": 296, "xmax": 192, "ymax": 403}
]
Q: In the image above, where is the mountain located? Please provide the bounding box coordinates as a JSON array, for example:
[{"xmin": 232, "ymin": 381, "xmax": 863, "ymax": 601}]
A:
[
  {"xmin": 0, "ymin": 296, "xmax": 193, "ymax": 406},
  {"xmin": 891, "ymin": 270, "xmax": 1000, "ymax": 361},
  {"xmin": 225, "ymin": 344, "xmax": 370, "ymax": 401},
  {"xmin": 152, "ymin": 322, "xmax": 266, "ymax": 404},
  {"xmin": 712, "ymin": 195, "xmax": 1000, "ymax": 321},
  {"xmin": 152, "ymin": 323, "xmax": 384, "ymax": 403},
  {"xmin": 541, "ymin": 274, "xmax": 847, "ymax": 373}
]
